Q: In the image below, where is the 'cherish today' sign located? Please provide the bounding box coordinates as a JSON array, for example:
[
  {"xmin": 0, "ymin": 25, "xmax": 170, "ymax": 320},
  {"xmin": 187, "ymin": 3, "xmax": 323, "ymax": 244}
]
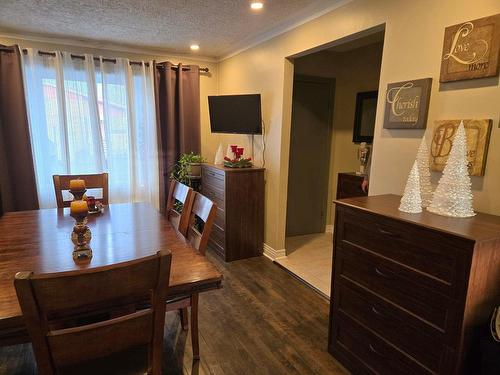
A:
[{"xmin": 383, "ymin": 78, "xmax": 432, "ymax": 129}]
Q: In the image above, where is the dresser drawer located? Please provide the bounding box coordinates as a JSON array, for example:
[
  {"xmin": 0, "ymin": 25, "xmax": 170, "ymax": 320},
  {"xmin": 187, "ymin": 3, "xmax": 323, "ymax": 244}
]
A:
[
  {"xmin": 337, "ymin": 207, "xmax": 472, "ymax": 298},
  {"xmin": 202, "ymin": 167, "xmax": 225, "ymax": 189},
  {"xmin": 332, "ymin": 312, "xmax": 434, "ymax": 375},
  {"xmin": 208, "ymin": 238, "xmax": 225, "ymax": 258},
  {"xmin": 210, "ymin": 223, "xmax": 225, "ymax": 246},
  {"xmin": 201, "ymin": 183, "xmax": 225, "ymax": 209},
  {"xmin": 335, "ymin": 242, "xmax": 462, "ymax": 338},
  {"xmin": 214, "ymin": 207, "xmax": 225, "ymax": 228},
  {"xmin": 334, "ymin": 280, "xmax": 454, "ymax": 373}
]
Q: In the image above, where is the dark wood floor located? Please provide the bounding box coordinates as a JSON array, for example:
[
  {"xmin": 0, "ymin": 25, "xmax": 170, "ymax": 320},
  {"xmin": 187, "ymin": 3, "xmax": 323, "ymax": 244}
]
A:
[{"xmin": 0, "ymin": 252, "xmax": 347, "ymax": 375}]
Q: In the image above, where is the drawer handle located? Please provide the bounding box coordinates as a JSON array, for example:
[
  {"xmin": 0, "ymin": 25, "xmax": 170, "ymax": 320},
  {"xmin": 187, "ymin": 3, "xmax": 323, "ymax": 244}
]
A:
[
  {"xmin": 374, "ymin": 267, "xmax": 393, "ymax": 279},
  {"xmin": 368, "ymin": 344, "xmax": 386, "ymax": 358},
  {"xmin": 371, "ymin": 306, "xmax": 385, "ymax": 317},
  {"xmin": 378, "ymin": 227, "xmax": 399, "ymax": 237}
]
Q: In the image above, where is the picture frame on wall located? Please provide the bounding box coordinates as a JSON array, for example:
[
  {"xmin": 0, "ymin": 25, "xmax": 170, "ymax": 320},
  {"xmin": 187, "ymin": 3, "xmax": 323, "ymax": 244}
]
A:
[
  {"xmin": 430, "ymin": 119, "xmax": 492, "ymax": 176},
  {"xmin": 440, "ymin": 14, "xmax": 500, "ymax": 83},
  {"xmin": 383, "ymin": 78, "xmax": 432, "ymax": 129},
  {"xmin": 353, "ymin": 90, "xmax": 378, "ymax": 143}
]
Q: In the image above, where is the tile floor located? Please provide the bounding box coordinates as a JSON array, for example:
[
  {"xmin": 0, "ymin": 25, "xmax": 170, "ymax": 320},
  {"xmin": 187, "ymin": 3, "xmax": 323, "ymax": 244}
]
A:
[{"xmin": 276, "ymin": 232, "xmax": 333, "ymax": 297}]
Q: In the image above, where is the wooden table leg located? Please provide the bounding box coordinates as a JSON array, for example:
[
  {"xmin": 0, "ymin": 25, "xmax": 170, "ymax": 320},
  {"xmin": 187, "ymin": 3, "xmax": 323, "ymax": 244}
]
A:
[
  {"xmin": 190, "ymin": 293, "xmax": 199, "ymax": 360},
  {"xmin": 180, "ymin": 307, "xmax": 189, "ymax": 330}
]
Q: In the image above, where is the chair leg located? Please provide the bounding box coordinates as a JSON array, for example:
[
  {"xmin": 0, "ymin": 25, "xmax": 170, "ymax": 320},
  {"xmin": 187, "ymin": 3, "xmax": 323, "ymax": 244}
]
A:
[
  {"xmin": 191, "ymin": 293, "xmax": 200, "ymax": 360},
  {"xmin": 180, "ymin": 307, "xmax": 189, "ymax": 330}
]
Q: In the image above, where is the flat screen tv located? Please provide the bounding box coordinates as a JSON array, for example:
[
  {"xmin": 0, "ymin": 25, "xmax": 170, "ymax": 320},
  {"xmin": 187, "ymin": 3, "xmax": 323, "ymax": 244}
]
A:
[{"xmin": 208, "ymin": 94, "xmax": 262, "ymax": 134}]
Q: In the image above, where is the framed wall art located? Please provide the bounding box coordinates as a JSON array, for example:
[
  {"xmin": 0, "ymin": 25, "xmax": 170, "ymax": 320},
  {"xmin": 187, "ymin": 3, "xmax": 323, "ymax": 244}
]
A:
[
  {"xmin": 383, "ymin": 78, "xmax": 432, "ymax": 129},
  {"xmin": 430, "ymin": 119, "xmax": 492, "ymax": 176},
  {"xmin": 440, "ymin": 14, "xmax": 500, "ymax": 82},
  {"xmin": 353, "ymin": 90, "xmax": 378, "ymax": 143}
]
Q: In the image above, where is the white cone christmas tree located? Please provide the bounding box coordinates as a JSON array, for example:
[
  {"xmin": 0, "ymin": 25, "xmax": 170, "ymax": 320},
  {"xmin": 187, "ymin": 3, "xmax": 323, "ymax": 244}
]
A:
[
  {"xmin": 399, "ymin": 161, "xmax": 422, "ymax": 213},
  {"xmin": 427, "ymin": 121, "xmax": 475, "ymax": 217},
  {"xmin": 416, "ymin": 137, "xmax": 433, "ymax": 207}
]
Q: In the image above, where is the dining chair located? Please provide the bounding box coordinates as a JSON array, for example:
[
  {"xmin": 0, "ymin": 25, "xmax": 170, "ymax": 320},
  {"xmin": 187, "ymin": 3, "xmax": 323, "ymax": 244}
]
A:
[
  {"xmin": 167, "ymin": 192, "xmax": 217, "ymax": 360},
  {"xmin": 52, "ymin": 173, "xmax": 109, "ymax": 208},
  {"xmin": 14, "ymin": 250, "xmax": 172, "ymax": 375},
  {"xmin": 166, "ymin": 179, "xmax": 194, "ymax": 236}
]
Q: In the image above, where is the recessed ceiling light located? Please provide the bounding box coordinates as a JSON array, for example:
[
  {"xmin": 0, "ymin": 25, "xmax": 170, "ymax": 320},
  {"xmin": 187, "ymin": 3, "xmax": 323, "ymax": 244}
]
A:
[
  {"xmin": 250, "ymin": 2, "xmax": 263, "ymax": 10},
  {"xmin": 190, "ymin": 44, "xmax": 200, "ymax": 51}
]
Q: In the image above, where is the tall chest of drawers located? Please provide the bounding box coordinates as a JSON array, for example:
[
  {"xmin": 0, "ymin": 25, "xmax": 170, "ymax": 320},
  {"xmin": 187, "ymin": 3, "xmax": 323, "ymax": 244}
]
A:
[
  {"xmin": 201, "ymin": 164, "xmax": 264, "ymax": 262},
  {"xmin": 329, "ymin": 194, "xmax": 500, "ymax": 374}
]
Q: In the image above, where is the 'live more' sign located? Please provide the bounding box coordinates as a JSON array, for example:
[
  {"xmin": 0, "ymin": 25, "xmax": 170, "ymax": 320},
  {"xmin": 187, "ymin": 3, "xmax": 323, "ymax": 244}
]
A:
[{"xmin": 440, "ymin": 14, "xmax": 500, "ymax": 82}]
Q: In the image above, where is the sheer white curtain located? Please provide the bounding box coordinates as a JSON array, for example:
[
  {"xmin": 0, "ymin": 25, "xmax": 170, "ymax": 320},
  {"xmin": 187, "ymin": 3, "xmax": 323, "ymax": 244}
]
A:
[{"xmin": 22, "ymin": 48, "xmax": 158, "ymax": 209}]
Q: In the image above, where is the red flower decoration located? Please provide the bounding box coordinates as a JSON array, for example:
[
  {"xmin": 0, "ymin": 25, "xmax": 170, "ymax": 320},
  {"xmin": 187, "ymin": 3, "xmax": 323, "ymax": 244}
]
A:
[{"xmin": 230, "ymin": 145, "xmax": 238, "ymax": 153}]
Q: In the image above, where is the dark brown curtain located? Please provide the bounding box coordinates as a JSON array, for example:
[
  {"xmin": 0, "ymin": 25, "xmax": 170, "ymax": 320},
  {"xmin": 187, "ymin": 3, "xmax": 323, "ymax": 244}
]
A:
[
  {"xmin": 154, "ymin": 62, "xmax": 200, "ymax": 212},
  {"xmin": 0, "ymin": 45, "xmax": 39, "ymax": 212}
]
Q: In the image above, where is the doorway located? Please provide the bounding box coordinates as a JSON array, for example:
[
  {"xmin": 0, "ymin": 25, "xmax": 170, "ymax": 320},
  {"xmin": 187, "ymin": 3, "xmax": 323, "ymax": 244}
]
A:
[
  {"xmin": 277, "ymin": 31, "xmax": 385, "ymax": 298},
  {"xmin": 286, "ymin": 75, "xmax": 334, "ymax": 236}
]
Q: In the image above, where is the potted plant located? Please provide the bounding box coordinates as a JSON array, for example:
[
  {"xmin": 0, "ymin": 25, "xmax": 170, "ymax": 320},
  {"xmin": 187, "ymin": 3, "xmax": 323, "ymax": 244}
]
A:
[
  {"xmin": 185, "ymin": 152, "xmax": 204, "ymax": 178},
  {"xmin": 172, "ymin": 152, "xmax": 205, "ymax": 186}
]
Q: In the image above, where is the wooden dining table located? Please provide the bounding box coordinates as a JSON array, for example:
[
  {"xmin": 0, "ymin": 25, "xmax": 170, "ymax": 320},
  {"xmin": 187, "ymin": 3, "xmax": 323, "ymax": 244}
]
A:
[{"xmin": 0, "ymin": 202, "xmax": 223, "ymax": 346}]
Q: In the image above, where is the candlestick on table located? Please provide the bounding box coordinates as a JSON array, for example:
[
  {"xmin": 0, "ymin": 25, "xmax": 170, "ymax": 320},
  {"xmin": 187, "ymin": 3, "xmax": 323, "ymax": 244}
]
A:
[
  {"xmin": 70, "ymin": 200, "xmax": 89, "ymax": 215},
  {"xmin": 69, "ymin": 179, "xmax": 87, "ymax": 201},
  {"xmin": 70, "ymin": 201, "xmax": 92, "ymax": 261},
  {"xmin": 69, "ymin": 179, "xmax": 86, "ymax": 190}
]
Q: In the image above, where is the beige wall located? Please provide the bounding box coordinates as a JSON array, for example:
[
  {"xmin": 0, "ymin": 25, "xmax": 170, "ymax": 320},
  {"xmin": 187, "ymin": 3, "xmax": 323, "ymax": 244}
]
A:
[
  {"xmin": 217, "ymin": 0, "xmax": 500, "ymax": 251},
  {"xmin": 294, "ymin": 42, "xmax": 383, "ymax": 225},
  {"xmin": 4, "ymin": 0, "xmax": 500, "ymax": 252},
  {"xmin": 0, "ymin": 36, "xmax": 219, "ymax": 161}
]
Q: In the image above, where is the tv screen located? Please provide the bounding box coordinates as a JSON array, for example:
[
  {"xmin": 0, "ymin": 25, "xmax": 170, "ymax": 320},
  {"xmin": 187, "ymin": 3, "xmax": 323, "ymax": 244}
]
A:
[{"xmin": 208, "ymin": 94, "xmax": 262, "ymax": 134}]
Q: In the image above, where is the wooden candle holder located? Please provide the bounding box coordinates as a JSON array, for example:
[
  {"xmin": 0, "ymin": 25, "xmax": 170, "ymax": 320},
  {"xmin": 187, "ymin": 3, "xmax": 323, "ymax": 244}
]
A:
[
  {"xmin": 69, "ymin": 188, "xmax": 87, "ymax": 201},
  {"xmin": 70, "ymin": 212, "xmax": 92, "ymax": 261}
]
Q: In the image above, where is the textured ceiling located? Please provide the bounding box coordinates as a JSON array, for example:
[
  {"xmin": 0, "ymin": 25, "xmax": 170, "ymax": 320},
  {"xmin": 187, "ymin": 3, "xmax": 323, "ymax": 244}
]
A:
[{"xmin": 0, "ymin": 0, "xmax": 344, "ymax": 58}]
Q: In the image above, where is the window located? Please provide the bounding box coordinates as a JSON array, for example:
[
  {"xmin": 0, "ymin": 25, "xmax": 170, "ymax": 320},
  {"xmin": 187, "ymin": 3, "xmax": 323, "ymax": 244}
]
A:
[{"xmin": 22, "ymin": 49, "xmax": 158, "ymax": 208}]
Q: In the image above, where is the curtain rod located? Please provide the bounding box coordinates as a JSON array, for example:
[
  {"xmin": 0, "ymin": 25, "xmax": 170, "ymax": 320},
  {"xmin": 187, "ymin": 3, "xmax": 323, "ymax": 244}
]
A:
[
  {"xmin": 31, "ymin": 50, "xmax": 210, "ymax": 73},
  {"xmin": 0, "ymin": 47, "xmax": 209, "ymax": 73}
]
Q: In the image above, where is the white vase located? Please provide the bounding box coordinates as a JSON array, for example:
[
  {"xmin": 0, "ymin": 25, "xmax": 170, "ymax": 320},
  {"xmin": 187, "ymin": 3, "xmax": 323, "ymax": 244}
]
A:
[{"xmin": 214, "ymin": 143, "xmax": 224, "ymax": 165}]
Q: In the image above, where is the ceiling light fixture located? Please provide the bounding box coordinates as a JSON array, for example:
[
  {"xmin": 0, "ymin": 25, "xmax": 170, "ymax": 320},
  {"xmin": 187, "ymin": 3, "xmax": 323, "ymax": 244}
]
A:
[
  {"xmin": 190, "ymin": 44, "xmax": 200, "ymax": 51},
  {"xmin": 250, "ymin": 2, "xmax": 263, "ymax": 10}
]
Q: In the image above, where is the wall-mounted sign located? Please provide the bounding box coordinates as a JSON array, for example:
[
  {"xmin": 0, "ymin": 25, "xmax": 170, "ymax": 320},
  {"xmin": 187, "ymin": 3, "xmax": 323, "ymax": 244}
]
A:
[
  {"xmin": 383, "ymin": 78, "xmax": 432, "ymax": 129},
  {"xmin": 430, "ymin": 119, "xmax": 492, "ymax": 176},
  {"xmin": 440, "ymin": 14, "xmax": 500, "ymax": 82}
]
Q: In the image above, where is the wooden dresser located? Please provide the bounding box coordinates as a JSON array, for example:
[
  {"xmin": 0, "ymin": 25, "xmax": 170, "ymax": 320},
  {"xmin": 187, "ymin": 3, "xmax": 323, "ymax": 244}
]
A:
[
  {"xmin": 201, "ymin": 164, "xmax": 264, "ymax": 262},
  {"xmin": 329, "ymin": 195, "xmax": 500, "ymax": 374},
  {"xmin": 336, "ymin": 172, "xmax": 367, "ymax": 199}
]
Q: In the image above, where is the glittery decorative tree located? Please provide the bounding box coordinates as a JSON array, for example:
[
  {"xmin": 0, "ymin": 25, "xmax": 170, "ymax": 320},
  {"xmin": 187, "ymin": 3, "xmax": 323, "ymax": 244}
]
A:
[
  {"xmin": 399, "ymin": 161, "xmax": 422, "ymax": 213},
  {"xmin": 416, "ymin": 137, "xmax": 433, "ymax": 207},
  {"xmin": 427, "ymin": 121, "xmax": 475, "ymax": 217}
]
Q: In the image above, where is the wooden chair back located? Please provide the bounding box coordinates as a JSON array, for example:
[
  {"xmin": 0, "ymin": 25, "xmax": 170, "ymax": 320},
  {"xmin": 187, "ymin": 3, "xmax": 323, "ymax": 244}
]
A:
[
  {"xmin": 14, "ymin": 250, "xmax": 172, "ymax": 375},
  {"xmin": 53, "ymin": 173, "xmax": 109, "ymax": 208},
  {"xmin": 187, "ymin": 193, "xmax": 217, "ymax": 255},
  {"xmin": 166, "ymin": 179, "xmax": 194, "ymax": 236}
]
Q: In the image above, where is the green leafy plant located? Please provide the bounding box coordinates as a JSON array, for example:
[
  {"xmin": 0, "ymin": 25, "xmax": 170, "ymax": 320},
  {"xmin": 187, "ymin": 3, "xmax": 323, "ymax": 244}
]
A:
[
  {"xmin": 171, "ymin": 152, "xmax": 205, "ymax": 186},
  {"xmin": 173, "ymin": 199, "xmax": 184, "ymax": 213}
]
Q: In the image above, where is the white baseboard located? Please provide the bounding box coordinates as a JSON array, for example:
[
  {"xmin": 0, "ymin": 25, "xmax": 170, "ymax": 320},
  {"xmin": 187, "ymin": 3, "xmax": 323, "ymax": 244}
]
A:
[
  {"xmin": 325, "ymin": 225, "xmax": 334, "ymax": 234},
  {"xmin": 263, "ymin": 243, "xmax": 286, "ymax": 261}
]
